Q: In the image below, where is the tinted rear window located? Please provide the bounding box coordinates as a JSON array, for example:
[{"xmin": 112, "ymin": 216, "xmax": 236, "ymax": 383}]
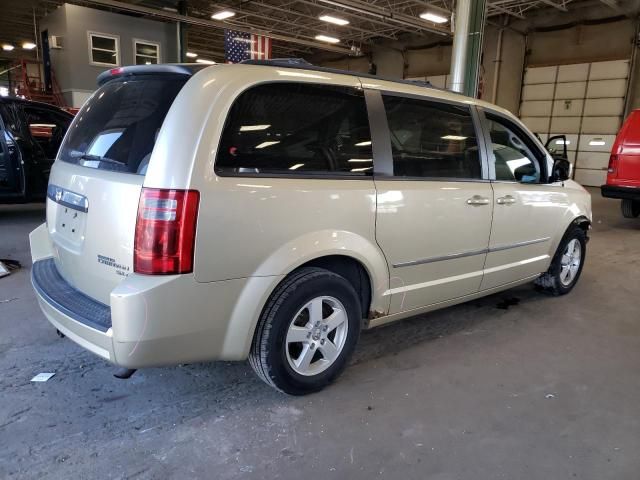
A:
[{"xmin": 58, "ymin": 76, "xmax": 186, "ymax": 175}]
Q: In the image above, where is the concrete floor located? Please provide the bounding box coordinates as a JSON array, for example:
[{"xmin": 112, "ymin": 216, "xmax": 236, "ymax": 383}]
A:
[{"xmin": 1, "ymin": 188, "xmax": 639, "ymax": 479}]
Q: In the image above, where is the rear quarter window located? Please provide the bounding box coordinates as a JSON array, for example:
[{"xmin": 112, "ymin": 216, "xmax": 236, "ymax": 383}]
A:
[{"xmin": 215, "ymin": 82, "xmax": 373, "ymax": 176}]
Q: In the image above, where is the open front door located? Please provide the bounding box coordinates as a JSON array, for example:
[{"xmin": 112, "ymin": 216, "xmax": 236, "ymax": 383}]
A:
[{"xmin": 0, "ymin": 110, "xmax": 22, "ymax": 196}]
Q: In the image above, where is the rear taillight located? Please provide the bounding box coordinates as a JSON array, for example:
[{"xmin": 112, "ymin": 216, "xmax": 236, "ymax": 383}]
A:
[
  {"xmin": 134, "ymin": 188, "xmax": 199, "ymax": 275},
  {"xmin": 607, "ymin": 154, "xmax": 618, "ymax": 175}
]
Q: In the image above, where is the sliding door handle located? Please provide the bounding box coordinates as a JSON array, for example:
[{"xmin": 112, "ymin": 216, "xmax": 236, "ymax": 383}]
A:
[
  {"xmin": 466, "ymin": 195, "xmax": 490, "ymax": 206},
  {"xmin": 496, "ymin": 195, "xmax": 516, "ymax": 205}
]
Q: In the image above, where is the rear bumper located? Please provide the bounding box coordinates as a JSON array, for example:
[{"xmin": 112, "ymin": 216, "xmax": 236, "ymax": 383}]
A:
[
  {"xmin": 601, "ymin": 185, "xmax": 640, "ymax": 201},
  {"xmin": 29, "ymin": 223, "xmax": 280, "ymax": 368}
]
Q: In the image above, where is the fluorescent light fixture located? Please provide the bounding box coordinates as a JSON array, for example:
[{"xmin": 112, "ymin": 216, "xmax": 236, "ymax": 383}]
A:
[
  {"xmin": 348, "ymin": 158, "xmax": 372, "ymax": 163},
  {"xmin": 442, "ymin": 135, "xmax": 467, "ymax": 141},
  {"xmin": 22, "ymin": 42, "xmax": 36, "ymax": 50},
  {"xmin": 289, "ymin": 163, "xmax": 304, "ymax": 170},
  {"xmin": 589, "ymin": 139, "xmax": 606, "ymax": 146},
  {"xmin": 211, "ymin": 10, "xmax": 235, "ymax": 20},
  {"xmin": 186, "ymin": 52, "xmax": 198, "ymax": 58},
  {"xmin": 420, "ymin": 12, "xmax": 448, "ymax": 23},
  {"xmin": 196, "ymin": 58, "xmax": 215, "ymax": 64},
  {"xmin": 240, "ymin": 124, "xmax": 270, "ymax": 132},
  {"xmin": 315, "ymin": 34, "xmax": 340, "ymax": 44},
  {"xmin": 319, "ymin": 14, "xmax": 349, "ymax": 26},
  {"xmin": 555, "ymin": 139, "xmax": 570, "ymax": 145},
  {"xmin": 255, "ymin": 140, "xmax": 280, "ymax": 149},
  {"xmin": 351, "ymin": 167, "xmax": 372, "ymax": 172},
  {"xmin": 2, "ymin": 44, "xmax": 15, "ymax": 51},
  {"xmin": 355, "ymin": 140, "xmax": 371, "ymax": 146}
]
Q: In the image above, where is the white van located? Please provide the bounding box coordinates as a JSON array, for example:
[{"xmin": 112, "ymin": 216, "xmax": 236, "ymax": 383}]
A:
[{"xmin": 30, "ymin": 61, "xmax": 591, "ymax": 394}]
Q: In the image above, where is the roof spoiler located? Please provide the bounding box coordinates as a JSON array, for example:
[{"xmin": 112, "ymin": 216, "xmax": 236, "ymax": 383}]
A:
[{"xmin": 96, "ymin": 63, "xmax": 211, "ymax": 86}]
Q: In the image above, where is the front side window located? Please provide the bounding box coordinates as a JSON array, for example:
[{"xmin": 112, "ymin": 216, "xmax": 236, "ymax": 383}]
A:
[
  {"xmin": 382, "ymin": 95, "xmax": 481, "ymax": 179},
  {"xmin": 134, "ymin": 40, "xmax": 160, "ymax": 65},
  {"xmin": 89, "ymin": 32, "xmax": 119, "ymax": 66},
  {"xmin": 486, "ymin": 114, "xmax": 542, "ymax": 183},
  {"xmin": 216, "ymin": 83, "xmax": 373, "ymax": 176}
]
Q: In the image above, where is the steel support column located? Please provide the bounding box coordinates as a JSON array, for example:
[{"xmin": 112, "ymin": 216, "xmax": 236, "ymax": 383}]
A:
[{"xmin": 449, "ymin": 0, "xmax": 487, "ymax": 97}]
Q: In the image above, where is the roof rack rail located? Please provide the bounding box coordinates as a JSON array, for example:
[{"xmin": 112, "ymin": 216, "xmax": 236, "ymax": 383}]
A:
[{"xmin": 238, "ymin": 58, "xmax": 441, "ymax": 92}]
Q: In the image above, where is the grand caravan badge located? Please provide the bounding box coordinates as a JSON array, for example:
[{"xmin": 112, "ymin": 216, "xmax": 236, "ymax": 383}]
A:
[{"xmin": 97, "ymin": 254, "xmax": 130, "ymax": 277}]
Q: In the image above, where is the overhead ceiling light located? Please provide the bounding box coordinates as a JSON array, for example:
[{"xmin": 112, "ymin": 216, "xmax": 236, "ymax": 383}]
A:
[
  {"xmin": 256, "ymin": 140, "xmax": 280, "ymax": 149},
  {"xmin": 354, "ymin": 140, "xmax": 371, "ymax": 146},
  {"xmin": 289, "ymin": 163, "xmax": 304, "ymax": 170},
  {"xmin": 348, "ymin": 158, "xmax": 372, "ymax": 162},
  {"xmin": 315, "ymin": 34, "xmax": 340, "ymax": 44},
  {"xmin": 420, "ymin": 12, "xmax": 449, "ymax": 23},
  {"xmin": 211, "ymin": 10, "xmax": 235, "ymax": 20},
  {"xmin": 186, "ymin": 52, "xmax": 198, "ymax": 58},
  {"xmin": 2, "ymin": 44, "xmax": 15, "ymax": 51},
  {"xmin": 240, "ymin": 124, "xmax": 270, "ymax": 132},
  {"xmin": 319, "ymin": 14, "xmax": 349, "ymax": 26},
  {"xmin": 196, "ymin": 58, "xmax": 215, "ymax": 64},
  {"xmin": 442, "ymin": 135, "xmax": 467, "ymax": 141},
  {"xmin": 22, "ymin": 42, "xmax": 36, "ymax": 50}
]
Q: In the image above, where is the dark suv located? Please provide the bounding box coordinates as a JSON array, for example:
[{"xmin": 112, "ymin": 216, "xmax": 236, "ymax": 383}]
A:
[{"xmin": 0, "ymin": 97, "xmax": 73, "ymax": 203}]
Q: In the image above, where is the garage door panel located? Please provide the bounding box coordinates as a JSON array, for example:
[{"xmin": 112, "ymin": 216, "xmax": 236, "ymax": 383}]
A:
[
  {"xmin": 552, "ymin": 99, "xmax": 584, "ymax": 117},
  {"xmin": 581, "ymin": 116, "xmax": 621, "ymax": 134},
  {"xmin": 554, "ymin": 82, "xmax": 586, "ymax": 99},
  {"xmin": 584, "ymin": 98, "xmax": 625, "ymax": 116},
  {"xmin": 588, "ymin": 60, "xmax": 629, "ymax": 80},
  {"xmin": 520, "ymin": 100, "xmax": 553, "ymax": 117},
  {"xmin": 425, "ymin": 75, "xmax": 447, "ymax": 88},
  {"xmin": 521, "ymin": 84, "xmax": 555, "ymax": 101},
  {"xmin": 576, "ymin": 151, "xmax": 610, "ymax": 170},
  {"xmin": 574, "ymin": 168, "xmax": 607, "ymax": 186},
  {"xmin": 550, "ymin": 116, "xmax": 581, "ymax": 134},
  {"xmin": 578, "ymin": 134, "xmax": 616, "ymax": 152},
  {"xmin": 548, "ymin": 133, "xmax": 578, "ymax": 151},
  {"xmin": 524, "ymin": 66, "xmax": 557, "ymax": 84},
  {"xmin": 521, "ymin": 116, "xmax": 550, "ymax": 134},
  {"xmin": 557, "ymin": 63, "xmax": 589, "ymax": 82},
  {"xmin": 587, "ymin": 79, "xmax": 627, "ymax": 98}
]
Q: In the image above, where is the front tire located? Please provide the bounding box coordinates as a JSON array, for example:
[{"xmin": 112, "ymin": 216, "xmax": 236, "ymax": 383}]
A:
[
  {"xmin": 249, "ymin": 267, "xmax": 361, "ymax": 395},
  {"xmin": 535, "ymin": 226, "xmax": 586, "ymax": 295},
  {"xmin": 621, "ymin": 199, "xmax": 640, "ymax": 218}
]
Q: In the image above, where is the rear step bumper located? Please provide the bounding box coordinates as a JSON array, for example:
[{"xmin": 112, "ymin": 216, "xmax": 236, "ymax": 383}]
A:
[
  {"xmin": 32, "ymin": 258, "xmax": 112, "ymax": 332},
  {"xmin": 601, "ymin": 184, "xmax": 640, "ymax": 201},
  {"xmin": 31, "ymin": 258, "xmax": 115, "ymax": 361}
]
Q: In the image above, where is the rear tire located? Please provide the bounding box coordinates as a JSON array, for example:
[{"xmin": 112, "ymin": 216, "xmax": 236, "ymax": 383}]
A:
[
  {"xmin": 249, "ymin": 267, "xmax": 361, "ymax": 395},
  {"xmin": 535, "ymin": 226, "xmax": 586, "ymax": 296},
  {"xmin": 621, "ymin": 199, "xmax": 640, "ymax": 218}
]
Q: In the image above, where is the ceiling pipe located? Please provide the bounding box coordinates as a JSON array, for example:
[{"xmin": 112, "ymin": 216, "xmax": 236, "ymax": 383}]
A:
[
  {"xmin": 82, "ymin": 0, "xmax": 356, "ymax": 55},
  {"xmin": 449, "ymin": 0, "xmax": 472, "ymax": 93}
]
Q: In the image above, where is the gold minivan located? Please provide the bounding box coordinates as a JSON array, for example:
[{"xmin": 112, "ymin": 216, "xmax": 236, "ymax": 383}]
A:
[{"xmin": 30, "ymin": 61, "xmax": 591, "ymax": 394}]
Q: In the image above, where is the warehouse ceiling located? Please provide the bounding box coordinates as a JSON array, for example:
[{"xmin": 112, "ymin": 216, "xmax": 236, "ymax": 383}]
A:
[{"xmin": 0, "ymin": 0, "xmax": 637, "ymax": 63}]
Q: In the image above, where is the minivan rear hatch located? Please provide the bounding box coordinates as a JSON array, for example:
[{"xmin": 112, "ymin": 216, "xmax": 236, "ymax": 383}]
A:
[{"xmin": 46, "ymin": 65, "xmax": 205, "ymax": 305}]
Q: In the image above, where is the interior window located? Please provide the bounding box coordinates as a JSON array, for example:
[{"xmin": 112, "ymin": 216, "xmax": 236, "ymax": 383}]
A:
[
  {"xmin": 486, "ymin": 114, "xmax": 542, "ymax": 183},
  {"xmin": 135, "ymin": 41, "xmax": 160, "ymax": 65},
  {"xmin": 89, "ymin": 33, "xmax": 119, "ymax": 66},
  {"xmin": 23, "ymin": 106, "xmax": 72, "ymax": 160},
  {"xmin": 216, "ymin": 83, "xmax": 373, "ymax": 175},
  {"xmin": 382, "ymin": 95, "xmax": 481, "ymax": 179}
]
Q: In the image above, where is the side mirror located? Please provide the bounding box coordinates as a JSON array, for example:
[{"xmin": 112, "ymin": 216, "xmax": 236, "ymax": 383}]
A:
[
  {"xmin": 545, "ymin": 134, "xmax": 569, "ymax": 160},
  {"xmin": 551, "ymin": 157, "xmax": 571, "ymax": 182}
]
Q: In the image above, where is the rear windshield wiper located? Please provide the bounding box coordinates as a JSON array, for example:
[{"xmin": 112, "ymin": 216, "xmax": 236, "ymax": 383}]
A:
[{"xmin": 69, "ymin": 152, "xmax": 128, "ymax": 171}]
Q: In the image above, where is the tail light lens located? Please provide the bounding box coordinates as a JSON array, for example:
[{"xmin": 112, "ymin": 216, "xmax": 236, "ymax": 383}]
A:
[
  {"xmin": 607, "ymin": 154, "xmax": 618, "ymax": 175},
  {"xmin": 134, "ymin": 188, "xmax": 199, "ymax": 275}
]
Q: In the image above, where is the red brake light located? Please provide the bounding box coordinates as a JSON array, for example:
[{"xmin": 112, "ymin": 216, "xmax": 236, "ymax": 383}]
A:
[
  {"xmin": 607, "ymin": 154, "xmax": 618, "ymax": 175},
  {"xmin": 110, "ymin": 67, "xmax": 124, "ymax": 76},
  {"xmin": 134, "ymin": 188, "xmax": 199, "ymax": 275}
]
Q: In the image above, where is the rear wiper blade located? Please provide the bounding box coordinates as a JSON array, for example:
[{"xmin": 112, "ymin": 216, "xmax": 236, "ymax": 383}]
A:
[{"xmin": 75, "ymin": 153, "xmax": 123, "ymax": 166}]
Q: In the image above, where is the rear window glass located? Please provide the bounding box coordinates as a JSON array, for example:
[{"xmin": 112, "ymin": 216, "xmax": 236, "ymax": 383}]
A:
[
  {"xmin": 215, "ymin": 83, "xmax": 373, "ymax": 176},
  {"xmin": 58, "ymin": 76, "xmax": 186, "ymax": 175}
]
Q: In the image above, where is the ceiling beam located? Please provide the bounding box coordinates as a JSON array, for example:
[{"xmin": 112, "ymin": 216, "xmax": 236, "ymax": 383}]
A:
[
  {"xmin": 82, "ymin": 0, "xmax": 356, "ymax": 54},
  {"xmin": 539, "ymin": 0, "xmax": 568, "ymax": 11}
]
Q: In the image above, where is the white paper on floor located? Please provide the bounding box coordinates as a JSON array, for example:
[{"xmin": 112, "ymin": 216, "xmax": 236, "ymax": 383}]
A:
[{"xmin": 31, "ymin": 372, "xmax": 56, "ymax": 382}]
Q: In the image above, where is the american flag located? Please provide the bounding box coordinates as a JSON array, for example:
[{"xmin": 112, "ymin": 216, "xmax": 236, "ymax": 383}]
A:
[{"xmin": 224, "ymin": 29, "xmax": 272, "ymax": 63}]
